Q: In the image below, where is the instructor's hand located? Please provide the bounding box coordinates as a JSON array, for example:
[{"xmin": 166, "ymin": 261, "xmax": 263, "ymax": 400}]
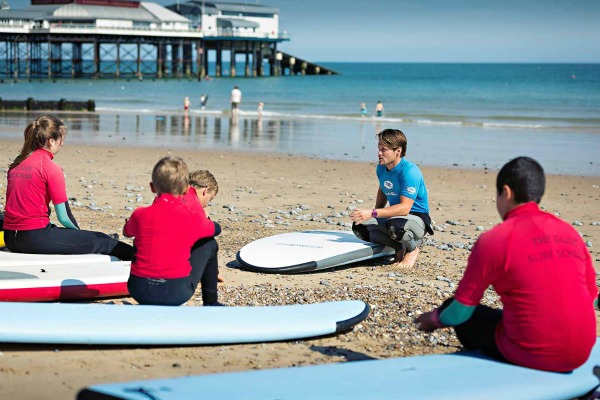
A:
[{"xmin": 350, "ymin": 208, "xmax": 371, "ymax": 224}]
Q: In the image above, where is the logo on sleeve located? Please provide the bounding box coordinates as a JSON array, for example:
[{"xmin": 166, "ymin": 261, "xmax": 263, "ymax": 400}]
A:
[
  {"xmin": 406, "ymin": 186, "xmax": 416, "ymax": 195},
  {"xmin": 384, "ymin": 180, "xmax": 393, "ymax": 189}
]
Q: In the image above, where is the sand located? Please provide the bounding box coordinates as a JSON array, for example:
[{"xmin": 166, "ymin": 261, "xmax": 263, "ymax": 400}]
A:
[{"xmin": 0, "ymin": 138, "xmax": 598, "ymax": 399}]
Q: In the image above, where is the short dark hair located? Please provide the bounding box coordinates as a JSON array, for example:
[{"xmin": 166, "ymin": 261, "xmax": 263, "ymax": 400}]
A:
[{"xmin": 496, "ymin": 157, "xmax": 545, "ymax": 204}]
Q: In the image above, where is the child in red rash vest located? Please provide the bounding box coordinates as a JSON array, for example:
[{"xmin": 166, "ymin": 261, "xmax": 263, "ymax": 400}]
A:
[
  {"xmin": 415, "ymin": 157, "xmax": 597, "ymax": 372},
  {"xmin": 3, "ymin": 115, "xmax": 133, "ymax": 260},
  {"xmin": 188, "ymin": 169, "xmax": 224, "ymax": 283},
  {"xmin": 124, "ymin": 156, "xmax": 223, "ymax": 306}
]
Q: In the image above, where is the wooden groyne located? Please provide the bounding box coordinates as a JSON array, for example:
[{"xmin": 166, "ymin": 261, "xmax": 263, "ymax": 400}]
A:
[{"xmin": 0, "ymin": 98, "xmax": 96, "ymax": 112}]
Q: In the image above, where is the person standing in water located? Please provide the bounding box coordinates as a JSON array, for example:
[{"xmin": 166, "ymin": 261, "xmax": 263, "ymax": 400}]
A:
[{"xmin": 375, "ymin": 101, "xmax": 384, "ymax": 117}]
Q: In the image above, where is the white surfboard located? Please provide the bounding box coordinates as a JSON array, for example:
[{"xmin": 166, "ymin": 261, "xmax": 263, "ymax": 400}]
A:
[
  {"xmin": 78, "ymin": 338, "xmax": 600, "ymax": 400},
  {"xmin": 0, "ymin": 250, "xmax": 114, "ymax": 267},
  {"xmin": 0, "ymin": 300, "xmax": 369, "ymax": 345},
  {"xmin": 237, "ymin": 230, "xmax": 394, "ymax": 273},
  {"xmin": 0, "ymin": 261, "xmax": 130, "ymax": 302}
]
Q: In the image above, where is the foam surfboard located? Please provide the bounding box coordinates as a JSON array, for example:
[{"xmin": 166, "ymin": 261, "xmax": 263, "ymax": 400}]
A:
[
  {"xmin": 78, "ymin": 338, "xmax": 600, "ymax": 400},
  {"xmin": 0, "ymin": 300, "xmax": 369, "ymax": 345},
  {"xmin": 237, "ymin": 230, "xmax": 394, "ymax": 273},
  {"xmin": 0, "ymin": 261, "xmax": 130, "ymax": 302},
  {"xmin": 0, "ymin": 250, "xmax": 114, "ymax": 267}
]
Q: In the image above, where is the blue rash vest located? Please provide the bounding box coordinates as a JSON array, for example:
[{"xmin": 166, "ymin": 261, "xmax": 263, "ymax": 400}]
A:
[{"xmin": 376, "ymin": 158, "xmax": 429, "ymax": 213}]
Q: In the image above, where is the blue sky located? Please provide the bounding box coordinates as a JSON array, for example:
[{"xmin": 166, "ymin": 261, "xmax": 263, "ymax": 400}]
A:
[{"xmin": 8, "ymin": 0, "xmax": 600, "ymax": 62}]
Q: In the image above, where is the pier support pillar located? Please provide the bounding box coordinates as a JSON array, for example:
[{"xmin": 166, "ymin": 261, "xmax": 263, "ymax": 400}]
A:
[
  {"xmin": 257, "ymin": 43, "xmax": 264, "ymax": 77},
  {"xmin": 251, "ymin": 42, "xmax": 257, "ymax": 77},
  {"xmin": 93, "ymin": 40, "xmax": 100, "ymax": 78},
  {"xmin": 72, "ymin": 42, "xmax": 82, "ymax": 78},
  {"xmin": 230, "ymin": 41, "xmax": 236, "ymax": 77},
  {"xmin": 215, "ymin": 42, "xmax": 222, "ymax": 77},
  {"xmin": 244, "ymin": 41, "xmax": 250, "ymax": 77},
  {"xmin": 13, "ymin": 39, "xmax": 19, "ymax": 81},
  {"xmin": 52, "ymin": 43, "xmax": 62, "ymax": 78},
  {"xmin": 115, "ymin": 42, "xmax": 120, "ymax": 78},
  {"xmin": 136, "ymin": 42, "xmax": 142, "ymax": 79},
  {"xmin": 199, "ymin": 42, "xmax": 206, "ymax": 78},
  {"xmin": 183, "ymin": 42, "xmax": 192, "ymax": 77}
]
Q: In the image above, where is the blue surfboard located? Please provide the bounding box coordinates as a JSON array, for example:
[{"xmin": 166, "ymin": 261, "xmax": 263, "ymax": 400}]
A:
[
  {"xmin": 0, "ymin": 300, "xmax": 369, "ymax": 345},
  {"xmin": 78, "ymin": 338, "xmax": 600, "ymax": 400}
]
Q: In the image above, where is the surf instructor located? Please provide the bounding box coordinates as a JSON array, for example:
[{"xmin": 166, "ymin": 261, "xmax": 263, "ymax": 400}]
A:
[{"xmin": 350, "ymin": 128, "xmax": 433, "ymax": 268}]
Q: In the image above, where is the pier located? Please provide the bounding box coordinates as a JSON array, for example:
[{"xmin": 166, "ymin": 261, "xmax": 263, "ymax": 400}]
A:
[{"xmin": 0, "ymin": 0, "xmax": 338, "ymax": 80}]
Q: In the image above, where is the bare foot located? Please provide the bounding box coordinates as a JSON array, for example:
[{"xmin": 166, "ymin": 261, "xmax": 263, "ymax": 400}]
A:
[
  {"xmin": 217, "ymin": 274, "xmax": 225, "ymax": 283},
  {"xmin": 397, "ymin": 248, "xmax": 419, "ymax": 269}
]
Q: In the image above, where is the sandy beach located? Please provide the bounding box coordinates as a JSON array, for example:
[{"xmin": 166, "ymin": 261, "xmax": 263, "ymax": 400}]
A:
[{"xmin": 0, "ymin": 138, "xmax": 598, "ymax": 399}]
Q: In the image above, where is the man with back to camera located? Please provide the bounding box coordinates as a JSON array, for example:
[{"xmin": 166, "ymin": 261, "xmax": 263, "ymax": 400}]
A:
[
  {"xmin": 415, "ymin": 156, "xmax": 598, "ymax": 372},
  {"xmin": 230, "ymin": 86, "xmax": 242, "ymax": 116},
  {"xmin": 350, "ymin": 128, "xmax": 433, "ymax": 268}
]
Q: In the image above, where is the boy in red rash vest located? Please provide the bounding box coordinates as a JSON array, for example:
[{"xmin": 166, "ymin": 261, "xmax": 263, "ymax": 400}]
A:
[
  {"xmin": 415, "ymin": 156, "xmax": 598, "ymax": 372},
  {"xmin": 188, "ymin": 169, "xmax": 224, "ymax": 283},
  {"xmin": 124, "ymin": 156, "xmax": 223, "ymax": 306}
]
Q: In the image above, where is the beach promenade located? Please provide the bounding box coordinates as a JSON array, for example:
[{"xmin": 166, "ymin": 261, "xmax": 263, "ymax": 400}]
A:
[{"xmin": 0, "ymin": 138, "xmax": 598, "ymax": 399}]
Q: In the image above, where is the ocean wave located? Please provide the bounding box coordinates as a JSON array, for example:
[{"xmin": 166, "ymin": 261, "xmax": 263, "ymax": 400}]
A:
[
  {"xmin": 482, "ymin": 122, "xmax": 545, "ymax": 129},
  {"xmin": 93, "ymin": 107, "xmax": 600, "ymax": 132},
  {"xmin": 415, "ymin": 119, "xmax": 463, "ymax": 126}
]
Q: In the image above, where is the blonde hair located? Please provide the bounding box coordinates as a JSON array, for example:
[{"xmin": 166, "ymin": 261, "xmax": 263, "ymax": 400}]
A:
[
  {"xmin": 189, "ymin": 169, "xmax": 219, "ymax": 196},
  {"xmin": 9, "ymin": 115, "xmax": 67, "ymax": 170},
  {"xmin": 152, "ymin": 156, "xmax": 189, "ymax": 195}
]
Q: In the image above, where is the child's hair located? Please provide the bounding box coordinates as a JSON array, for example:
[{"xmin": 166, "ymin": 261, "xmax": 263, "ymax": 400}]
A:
[
  {"xmin": 152, "ymin": 156, "xmax": 189, "ymax": 195},
  {"xmin": 377, "ymin": 129, "xmax": 407, "ymax": 157},
  {"xmin": 496, "ymin": 156, "xmax": 545, "ymax": 204},
  {"xmin": 9, "ymin": 115, "xmax": 67, "ymax": 170},
  {"xmin": 189, "ymin": 170, "xmax": 219, "ymax": 195}
]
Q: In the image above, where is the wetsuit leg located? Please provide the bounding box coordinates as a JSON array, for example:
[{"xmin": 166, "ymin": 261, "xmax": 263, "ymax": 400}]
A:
[
  {"xmin": 4, "ymin": 224, "xmax": 134, "ymax": 260},
  {"xmin": 127, "ymin": 275, "xmax": 194, "ymax": 306},
  {"xmin": 385, "ymin": 214, "xmax": 426, "ymax": 252},
  {"xmin": 189, "ymin": 237, "xmax": 219, "ymax": 305},
  {"xmin": 353, "ymin": 218, "xmax": 404, "ymax": 252},
  {"xmin": 438, "ymin": 297, "xmax": 505, "ymax": 360}
]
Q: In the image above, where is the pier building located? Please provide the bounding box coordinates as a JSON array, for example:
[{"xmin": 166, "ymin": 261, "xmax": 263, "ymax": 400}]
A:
[{"xmin": 0, "ymin": 0, "xmax": 336, "ymax": 80}]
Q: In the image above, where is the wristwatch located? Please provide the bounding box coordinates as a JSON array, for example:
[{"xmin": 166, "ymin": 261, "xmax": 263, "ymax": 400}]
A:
[{"xmin": 371, "ymin": 209, "xmax": 378, "ymax": 218}]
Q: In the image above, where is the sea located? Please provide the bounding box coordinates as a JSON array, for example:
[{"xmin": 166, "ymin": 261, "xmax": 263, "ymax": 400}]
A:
[{"xmin": 1, "ymin": 63, "xmax": 599, "ymax": 175}]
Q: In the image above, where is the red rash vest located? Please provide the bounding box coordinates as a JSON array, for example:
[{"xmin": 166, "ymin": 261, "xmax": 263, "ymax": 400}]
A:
[
  {"xmin": 124, "ymin": 187, "xmax": 215, "ymax": 279},
  {"xmin": 4, "ymin": 149, "xmax": 68, "ymax": 231},
  {"xmin": 455, "ymin": 202, "xmax": 597, "ymax": 372}
]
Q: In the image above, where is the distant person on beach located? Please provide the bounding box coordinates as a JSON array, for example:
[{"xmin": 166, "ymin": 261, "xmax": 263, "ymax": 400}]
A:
[
  {"xmin": 188, "ymin": 169, "xmax": 224, "ymax": 283},
  {"xmin": 3, "ymin": 115, "xmax": 133, "ymax": 260},
  {"xmin": 257, "ymin": 102, "xmax": 264, "ymax": 117},
  {"xmin": 231, "ymin": 85, "xmax": 242, "ymax": 116},
  {"xmin": 200, "ymin": 94, "xmax": 208, "ymax": 110},
  {"xmin": 183, "ymin": 96, "xmax": 190, "ymax": 112},
  {"xmin": 124, "ymin": 156, "xmax": 223, "ymax": 306},
  {"xmin": 360, "ymin": 102, "xmax": 367, "ymax": 117},
  {"xmin": 375, "ymin": 101, "xmax": 384, "ymax": 117},
  {"xmin": 350, "ymin": 129, "xmax": 433, "ymax": 269},
  {"xmin": 415, "ymin": 157, "xmax": 598, "ymax": 372}
]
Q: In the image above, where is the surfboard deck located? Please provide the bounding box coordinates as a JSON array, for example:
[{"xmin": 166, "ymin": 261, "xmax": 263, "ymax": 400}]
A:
[
  {"xmin": 78, "ymin": 338, "xmax": 600, "ymax": 400},
  {"xmin": 0, "ymin": 249, "xmax": 114, "ymax": 267},
  {"xmin": 0, "ymin": 300, "xmax": 369, "ymax": 345},
  {"xmin": 0, "ymin": 261, "xmax": 130, "ymax": 302},
  {"xmin": 237, "ymin": 230, "xmax": 394, "ymax": 273}
]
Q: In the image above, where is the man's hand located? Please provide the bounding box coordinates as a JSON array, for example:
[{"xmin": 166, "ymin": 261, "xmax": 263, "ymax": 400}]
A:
[
  {"xmin": 350, "ymin": 208, "xmax": 372, "ymax": 224},
  {"xmin": 414, "ymin": 311, "xmax": 438, "ymax": 333}
]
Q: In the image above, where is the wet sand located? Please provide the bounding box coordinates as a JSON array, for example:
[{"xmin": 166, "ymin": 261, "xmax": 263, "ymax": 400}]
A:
[{"xmin": 0, "ymin": 138, "xmax": 598, "ymax": 399}]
